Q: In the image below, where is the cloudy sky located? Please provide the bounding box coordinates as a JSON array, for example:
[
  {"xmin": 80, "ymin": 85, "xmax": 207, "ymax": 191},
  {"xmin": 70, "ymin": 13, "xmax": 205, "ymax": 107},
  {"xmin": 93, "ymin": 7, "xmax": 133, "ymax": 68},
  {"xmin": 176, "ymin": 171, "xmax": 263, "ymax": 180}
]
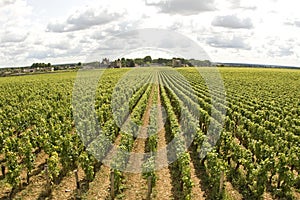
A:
[{"xmin": 1, "ymin": 0, "xmax": 300, "ymax": 67}]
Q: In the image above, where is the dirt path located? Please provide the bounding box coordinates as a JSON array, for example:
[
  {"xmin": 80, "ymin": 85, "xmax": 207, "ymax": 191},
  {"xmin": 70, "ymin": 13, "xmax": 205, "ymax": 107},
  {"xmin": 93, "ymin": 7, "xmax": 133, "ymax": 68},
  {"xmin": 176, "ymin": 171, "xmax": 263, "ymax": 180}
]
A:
[
  {"xmin": 153, "ymin": 85, "xmax": 173, "ymax": 200},
  {"xmin": 190, "ymin": 160, "xmax": 205, "ymax": 200},
  {"xmin": 84, "ymin": 84, "xmax": 157, "ymax": 200},
  {"xmin": 83, "ymin": 133, "xmax": 123, "ymax": 200},
  {"xmin": 12, "ymin": 151, "xmax": 86, "ymax": 200},
  {"xmin": 12, "ymin": 151, "xmax": 48, "ymax": 200},
  {"xmin": 225, "ymin": 181, "xmax": 243, "ymax": 200},
  {"xmin": 48, "ymin": 167, "xmax": 85, "ymax": 200},
  {"xmin": 84, "ymin": 85, "xmax": 155, "ymax": 200},
  {"xmin": 83, "ymin": 165, "xmax": 111, "ymax": 200},
  {"xmin": 122, "ymin": 86, "xmax": 155, "ymax": 200}
]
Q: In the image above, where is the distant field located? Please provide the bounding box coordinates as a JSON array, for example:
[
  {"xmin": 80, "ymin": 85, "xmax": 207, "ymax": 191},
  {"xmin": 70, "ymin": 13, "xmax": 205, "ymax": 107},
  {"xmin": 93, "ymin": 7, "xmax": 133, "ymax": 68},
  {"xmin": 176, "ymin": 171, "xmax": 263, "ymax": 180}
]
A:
[{"xmin": 0, "ymin": 67, "xmax": 299, "ymax": 200}]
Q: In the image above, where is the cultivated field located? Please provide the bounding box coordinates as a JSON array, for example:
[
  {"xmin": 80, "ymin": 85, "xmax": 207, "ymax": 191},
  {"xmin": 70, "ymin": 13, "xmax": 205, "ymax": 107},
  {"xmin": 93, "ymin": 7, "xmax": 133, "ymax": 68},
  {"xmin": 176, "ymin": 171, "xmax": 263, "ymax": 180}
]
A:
[{"xmin": 0, "ymin": 67, "xmax": 299, "ymax": 200}]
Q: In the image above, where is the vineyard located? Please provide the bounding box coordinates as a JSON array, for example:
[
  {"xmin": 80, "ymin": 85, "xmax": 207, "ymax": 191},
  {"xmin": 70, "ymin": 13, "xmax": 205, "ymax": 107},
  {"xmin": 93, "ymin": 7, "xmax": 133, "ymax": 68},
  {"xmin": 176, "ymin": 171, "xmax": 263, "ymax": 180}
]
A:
[{"xmin": 0, "ymin": 67, "xmax": 299, "ymax": 200}]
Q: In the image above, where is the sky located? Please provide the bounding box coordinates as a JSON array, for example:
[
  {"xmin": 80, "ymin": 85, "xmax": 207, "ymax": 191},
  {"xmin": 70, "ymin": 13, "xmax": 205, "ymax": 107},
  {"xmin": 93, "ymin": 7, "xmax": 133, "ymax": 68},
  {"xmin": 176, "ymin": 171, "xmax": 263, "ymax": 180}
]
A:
[{"xmin": 0, "ymin": 0, "xmax": 300, "ymax": 67}]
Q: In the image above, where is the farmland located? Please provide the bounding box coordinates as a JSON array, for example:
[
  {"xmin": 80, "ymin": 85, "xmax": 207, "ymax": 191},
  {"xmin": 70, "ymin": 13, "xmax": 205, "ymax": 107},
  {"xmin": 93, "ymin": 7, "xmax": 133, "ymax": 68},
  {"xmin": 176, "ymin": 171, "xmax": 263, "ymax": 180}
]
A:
[{"xmin": 0, "ymin": 67, "xmax": 299, "ymax": 200}]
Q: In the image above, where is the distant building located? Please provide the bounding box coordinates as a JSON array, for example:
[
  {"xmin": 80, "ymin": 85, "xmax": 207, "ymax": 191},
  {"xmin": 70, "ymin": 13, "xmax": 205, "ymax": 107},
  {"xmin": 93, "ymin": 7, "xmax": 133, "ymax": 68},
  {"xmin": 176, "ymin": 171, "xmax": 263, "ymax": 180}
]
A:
[
  {"xmin": 23, "ymin": 68, "xmax": 36, "ymax": 73},
  {"xmin": 98, "ymin": 58, "xmax": 110, "ymax": 68},
  {"xmin": 172, "ymin": 59, "xmax": 182, "ymax": 67},
  {"xmin": 115, "ymin": 60, "xmax": 122, "ymax": 68},
  {"xmin": 108, "ymin": 59, "xmax": 122, "ymax": 68},
  {"xmin": 101, "ymin": 58, "xmax": 110, "ymax": 65}
]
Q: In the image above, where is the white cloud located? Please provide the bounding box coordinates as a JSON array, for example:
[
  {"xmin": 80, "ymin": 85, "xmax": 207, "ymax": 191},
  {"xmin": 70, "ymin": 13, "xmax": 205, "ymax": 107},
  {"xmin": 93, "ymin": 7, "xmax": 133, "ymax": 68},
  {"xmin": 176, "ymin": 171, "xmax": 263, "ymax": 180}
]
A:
[
  {"xmin": 268, "ymin": 47, "xmax": 294, "ymax": 57},
  {"xmin": 264, "ymin": 37, "xmax": 295, "ymax": 57},
  {"xmin": 47, "ymin": 40, "xmax": 71, "ymax": 50},
  {"xmin": 47, "ymin": 7, "xmax": 124, "ymax": 32},
  {"xmin": 227, "ymin": 0, "xmax": 257, "ymax": 10},
  {"xmin": 0, "ymin": 0, "xmax": 300, "ymax": 67},
  {"xmin": 212, "ymin": 15, "xmax": 253, "ymax": 29},
  {"xmin": 146, "ymin": 0, "xmax": 216, "ymax": 15},
  {"xmin": 0, "ymin": 0, "xmax": 17, "ymax": 7},
  {"xmin": 207, "ymin": 35, "xmax": 251, "ymax": 50},
  {"xmin": 0, "ymin": 29, "xmax": 28, "ymax": 43}
]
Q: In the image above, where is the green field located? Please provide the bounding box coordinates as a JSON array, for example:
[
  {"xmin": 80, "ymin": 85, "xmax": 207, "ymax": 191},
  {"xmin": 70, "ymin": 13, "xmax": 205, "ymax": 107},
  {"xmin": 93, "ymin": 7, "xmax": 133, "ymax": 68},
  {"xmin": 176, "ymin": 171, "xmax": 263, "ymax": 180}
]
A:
[{"xmin": 0, "ymin": 67, "xmax": 299, "ymax": 200}]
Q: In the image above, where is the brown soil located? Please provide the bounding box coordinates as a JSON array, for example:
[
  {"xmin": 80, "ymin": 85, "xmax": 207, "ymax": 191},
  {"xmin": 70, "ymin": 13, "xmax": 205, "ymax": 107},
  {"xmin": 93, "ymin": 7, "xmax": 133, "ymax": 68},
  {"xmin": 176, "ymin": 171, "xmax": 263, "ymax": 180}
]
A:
[
  {"xmin": 82, "ymin": 86, "xmax": 155, "ymax": 200},
  {"xmin": 293, "ymin": 190, "xmax": 300, "ymax": 200},
  {"xmin": 262, "ymin": 192, "xmax": 274, "ymax": 200},
  {"xmin": 225, "ymin": 181, "xmax": 243, "ymax": 200},
  {"xmin": 83, "ymin": 130, "xmax": 123, "ymax": 200},
  {"xmin": 83, "ymin": 165, "xmax": 111, "ymax": 200},
  {"xmin": 189, "ymin": 160, "xmax": 205, "ymax": 200},
  {"xmin": 153, "ymin": 86, "xmax": 173, "ymax": 200},
  {"xmin": 7, "ymin": 151, "xmax": 48, "ymax": 200},
  {"xmin": 122, "ymin": 86, "xmax": 155, "ymax": 200},
  {"xmin": 49, "ymin": 167, "xmax": 85, "ymax": 200}
]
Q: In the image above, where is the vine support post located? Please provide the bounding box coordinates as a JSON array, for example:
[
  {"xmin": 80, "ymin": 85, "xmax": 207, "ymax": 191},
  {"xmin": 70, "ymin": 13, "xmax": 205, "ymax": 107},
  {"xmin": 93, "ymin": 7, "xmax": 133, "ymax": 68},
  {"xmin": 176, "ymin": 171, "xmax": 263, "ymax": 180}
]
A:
[
  {"xmin": 74, "ymin": 169, "xmax": 81, "ymax": 199},
  {"xmin": 277, "ymin": 176, "xmax": 281, "ymax": 189},
  {"xmin": 147, "ymin": 176, "xmax": 152, "ymax": 200},
  {"xmin": 26, "ymin": 171, "xmax": 30, "ymax": 185},
  {"xmin": 74, "ymin": 170, "xmax": 80, "ymax": 189},
  {"xmin": 18, "ymin": 176, "xmax": 22, "ymax": 190},
  {"xmin": 1, "ymin": 165, "xmax": 5, "ymax": 178},
  {"xmin": 219, "ymin": 171, "xmax": 225, "ymax": 195},
  {"xmin": 9, "ymin": 187, "xmax": 14, "ymax": 200},
  {"xmin": 44, "ymin": 164, "xmax": 51, "ymax": 195},
  {"xmin": 110, "ymin": 170, "xmax": 115, "ymax": 199}
]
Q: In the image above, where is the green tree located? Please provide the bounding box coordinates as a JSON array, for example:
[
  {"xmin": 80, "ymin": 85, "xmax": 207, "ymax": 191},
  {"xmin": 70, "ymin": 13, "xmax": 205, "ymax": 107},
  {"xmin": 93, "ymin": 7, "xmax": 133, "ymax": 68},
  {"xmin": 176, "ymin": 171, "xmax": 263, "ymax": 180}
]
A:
[
  {"xmin": 126, "ymin": 59, "xmax": 135, "ymax": 67},
  {"xmin": 143, "ymin": 56, "xmax": 152, "ymax": 64},
  {"xmin": 134, "ymin": 58, "xmax": 144, "ymax": 66},
  {"xmin": 121, "ymin": 58, "xmax": 126, "ymax": 67}
]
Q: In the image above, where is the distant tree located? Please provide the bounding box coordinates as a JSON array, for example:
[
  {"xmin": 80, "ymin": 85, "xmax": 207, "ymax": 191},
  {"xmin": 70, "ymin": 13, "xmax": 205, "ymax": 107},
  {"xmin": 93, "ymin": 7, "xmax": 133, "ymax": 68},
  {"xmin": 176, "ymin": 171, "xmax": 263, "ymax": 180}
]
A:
[
  {"xmin": 121, "ymin": 58, "xmax": 126, "ymax": 67},
  {"xmin": 157, "ymin": 58, "xmax": 165, "ymax": 64},
  {"xmin": 143, "ymin": 56, "xmax": 152, "ymax": 63},
  {"xmin": 127, "ymin": 59, "xmax": 135, "ymax": 67},
  {"xmin": 134, "ymin": 58, "xmax": 144, "ymax": 66},
  {"xmin": 152, "ymin": 58, "xmax": 173, "ymax": 66},
  {"xmin": 31, "ymin": 63, "xmax": 50, "ymax": 69},
  {"xmin": 78, "ymin": 62, "xmax": 82, "ymax": 66}
]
